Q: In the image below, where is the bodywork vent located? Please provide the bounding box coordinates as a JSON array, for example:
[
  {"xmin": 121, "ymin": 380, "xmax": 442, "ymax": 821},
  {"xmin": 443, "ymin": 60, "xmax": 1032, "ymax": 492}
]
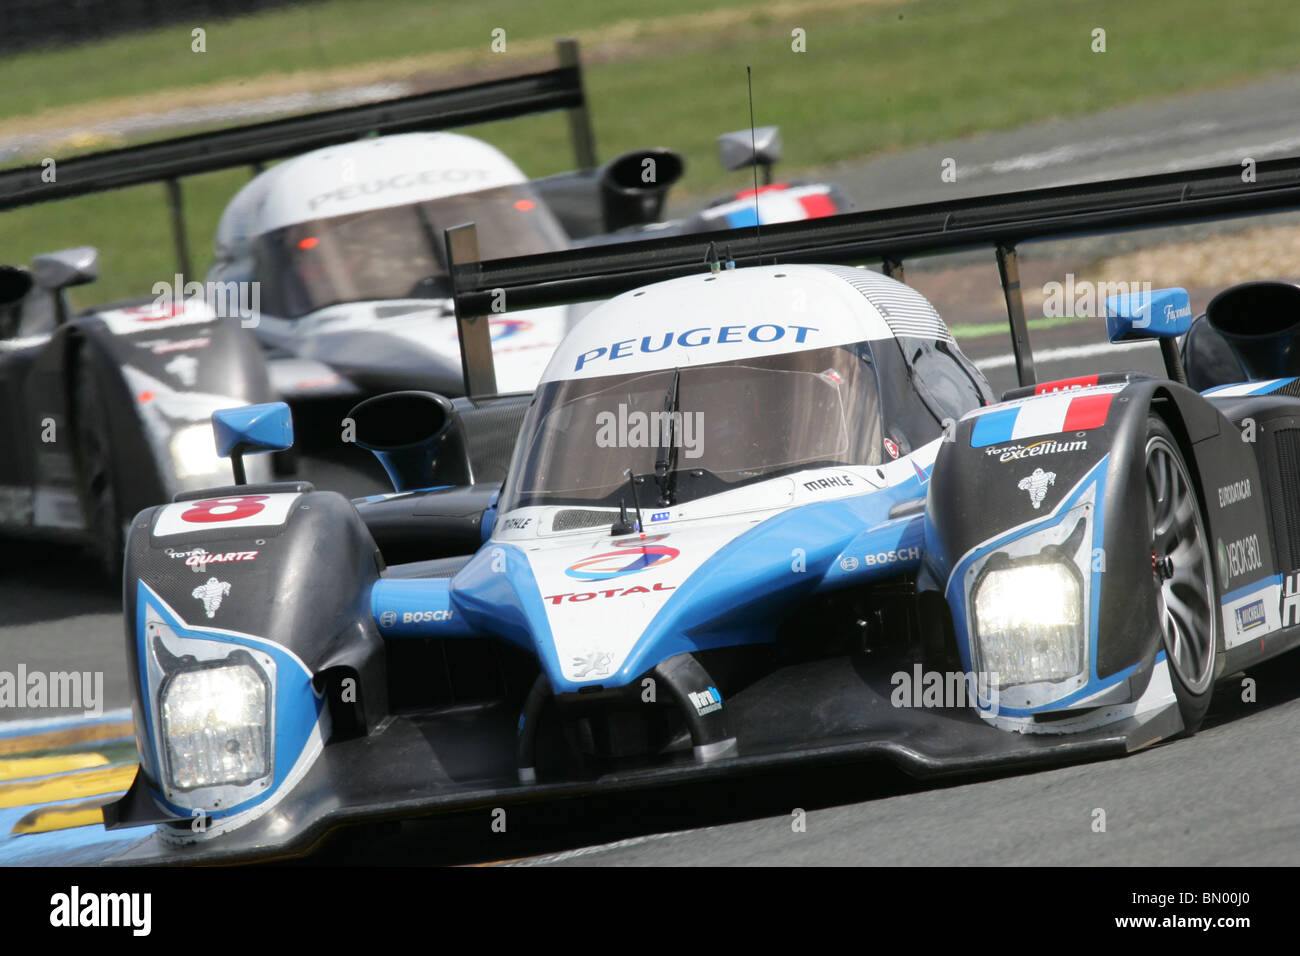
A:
[
  {"xmin": 552, "ymin": 509, "xmax": 616, "ymax": 532},
  {"xmin": 1272, "ymin": 427, "xmax": 1300, "ymax": 568},
  {"xmin": 820, "ymin": 265, "xmax": 955, "ymax": 343}
]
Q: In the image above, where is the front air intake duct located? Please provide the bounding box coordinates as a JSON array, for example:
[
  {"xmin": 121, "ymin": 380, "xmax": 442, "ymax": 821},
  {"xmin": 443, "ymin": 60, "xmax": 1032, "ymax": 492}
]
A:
[
  {"xmin": 600, "ymin": 148, "xmax": 685, "ymax": 232},
  {"xmin": 1205, "ymin": 281, "xmax": 1300, "ymax": 380},
  {"xmin": 348, "ymin": 390, "xmax": 472, "ymax": 492}
]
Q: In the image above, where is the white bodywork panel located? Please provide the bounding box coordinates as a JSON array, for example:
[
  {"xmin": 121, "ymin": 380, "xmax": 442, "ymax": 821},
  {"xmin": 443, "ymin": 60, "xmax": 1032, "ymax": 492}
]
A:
[{"xmin": 540, "ymin": 264, "xmax": 899, "ymax": 383}]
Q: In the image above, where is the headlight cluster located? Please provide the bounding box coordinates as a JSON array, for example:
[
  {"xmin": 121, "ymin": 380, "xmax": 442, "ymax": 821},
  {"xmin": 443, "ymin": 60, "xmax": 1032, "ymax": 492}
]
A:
[
  {"xmin": 161, "ymin": 662, "xmax": 270, "ymax": 790},
  {"xmin": 963, "ymin": 497, "xmax": 1094, "ymax": 707},
  {"xmin": 973, "ymin": 559, "xmax": 1084, "ymax": 688},
  {"xmin": 170, "ymin": 423, "xmax": 224, "ymax": 479}
]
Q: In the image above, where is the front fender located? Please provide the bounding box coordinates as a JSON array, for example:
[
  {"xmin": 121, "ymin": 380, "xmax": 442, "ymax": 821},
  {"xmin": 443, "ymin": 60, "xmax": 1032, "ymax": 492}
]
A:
[
  {"xmin": 117, "ymin": 484, "xmax": 383, "ymax": 837},
  {"xmin": 924, "ymin": 382, "xmax": 1196, "ymax": 713}
]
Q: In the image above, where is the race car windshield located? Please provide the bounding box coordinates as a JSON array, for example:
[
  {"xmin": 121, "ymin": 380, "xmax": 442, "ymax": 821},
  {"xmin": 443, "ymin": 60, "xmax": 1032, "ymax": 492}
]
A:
[
  {"xmin": 253, "ymin": 183, "xmax": 568, "ymax": 318},
  {"xmin": 499, "ymin": 344, "xmax": 885, "ymax": 513}
]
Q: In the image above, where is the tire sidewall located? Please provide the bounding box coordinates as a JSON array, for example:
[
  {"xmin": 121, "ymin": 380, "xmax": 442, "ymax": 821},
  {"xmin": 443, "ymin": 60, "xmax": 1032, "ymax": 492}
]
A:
[{"xmin": 1146, "ymin": 414, "xmax": 1217, "ymax": 733}]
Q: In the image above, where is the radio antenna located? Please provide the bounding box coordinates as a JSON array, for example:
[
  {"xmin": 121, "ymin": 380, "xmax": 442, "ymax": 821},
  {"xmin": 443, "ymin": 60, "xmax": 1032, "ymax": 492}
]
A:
[{"xmin": 746, "ymin": 65, "xmax": 762, "ymax": 266}]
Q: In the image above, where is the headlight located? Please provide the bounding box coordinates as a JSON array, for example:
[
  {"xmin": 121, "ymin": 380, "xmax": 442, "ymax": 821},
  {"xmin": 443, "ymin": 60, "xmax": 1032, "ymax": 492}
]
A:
[
  {"xmin": 171, "ymin": 423, "xmax": 224, "ymax": 479},
  {"xmin": 973, "ymin": 559, "xmax": 1084, "ymax": 688},
  {"xmin": 161, "ymin": 662, "xmax": 270, "ymax": 790}
]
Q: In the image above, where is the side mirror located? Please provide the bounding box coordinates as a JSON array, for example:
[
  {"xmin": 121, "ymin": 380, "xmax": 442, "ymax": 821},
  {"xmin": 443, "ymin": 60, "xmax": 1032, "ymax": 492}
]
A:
[
  {"xmin": 717, "ymin": 126, "xmax": 782, "ymax": 182},
  {"xmin": 212, "ymin": 402, "xmax": 294, "ymax": 485},
  {"xmin": 29, "ymin": 246, "xmax": 98, "ymax": 292},
  {"xmin": 1105, "ymin": 287, "xmax": 1192, "ymax": 342},
  {"xmin": 348, "ymin": 391, "xmax": 473, "ymax": 493}
]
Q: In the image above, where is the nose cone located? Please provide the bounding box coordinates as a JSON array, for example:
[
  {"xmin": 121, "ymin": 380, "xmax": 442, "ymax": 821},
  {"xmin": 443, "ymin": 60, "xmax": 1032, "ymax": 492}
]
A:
[{"xmin": 509, "ymin": 509, "xmax": 809, "ymax": 693}]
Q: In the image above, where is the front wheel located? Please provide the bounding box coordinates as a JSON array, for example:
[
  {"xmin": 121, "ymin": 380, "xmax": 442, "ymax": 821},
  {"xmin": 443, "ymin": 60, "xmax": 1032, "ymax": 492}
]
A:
[{"xmin": 1143, "ymin": 415, "xmax": 1217, "ymax": 734}]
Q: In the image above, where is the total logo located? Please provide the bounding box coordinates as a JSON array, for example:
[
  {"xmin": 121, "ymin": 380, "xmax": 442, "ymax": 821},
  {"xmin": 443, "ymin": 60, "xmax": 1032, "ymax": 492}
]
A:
[
  {"xmin": 454, "ymin": 318, "xmax": 533, "ymax": 343},
  {"xmin": 985, "ymin": 438, "xmax": 1087, "ymax": 462},
  {"xmin": 544, "ymin": 582, "xmax": 676, "ymax": 604},
  {"xmin": 491, "ymin": 318, "xmax": 532, "ymax": 341},
  {"xmin": 565, "ymin": 545, "xmax": 679, "ymax": 581}
]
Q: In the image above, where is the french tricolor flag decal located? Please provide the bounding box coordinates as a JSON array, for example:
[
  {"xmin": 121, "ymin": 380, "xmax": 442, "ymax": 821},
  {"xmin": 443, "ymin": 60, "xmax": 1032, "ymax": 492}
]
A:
[{"xmin": 970, "ymin": 392, "xmax": 1115, "ymax": 447}]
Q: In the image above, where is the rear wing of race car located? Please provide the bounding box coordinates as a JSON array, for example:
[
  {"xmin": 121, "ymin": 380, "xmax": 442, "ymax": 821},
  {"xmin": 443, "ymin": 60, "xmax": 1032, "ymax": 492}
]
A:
[
  {"xmin": 0, "ymin": 38, "xmax": 597, "ymax": 277},
  {"xmin": 446, "ymin": 151, "xmax": 1300, "ymax": 396}
]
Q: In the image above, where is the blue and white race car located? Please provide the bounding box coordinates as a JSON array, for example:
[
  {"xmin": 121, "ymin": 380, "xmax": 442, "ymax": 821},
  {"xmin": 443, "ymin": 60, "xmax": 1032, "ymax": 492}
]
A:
[{"xmin": 99, "ymin": 249, "xmax": 1300, "ymax": 862}]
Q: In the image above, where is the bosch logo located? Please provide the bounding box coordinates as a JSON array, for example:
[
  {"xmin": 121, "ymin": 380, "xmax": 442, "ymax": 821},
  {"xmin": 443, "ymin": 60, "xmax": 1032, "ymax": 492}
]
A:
[
  {"xmin": 401, "ymin": 610, "xmax": 454, "ymax": 623},
  {"xmin": 380, "ymin": 611, "xmax": 397, "ymax": 628},
  {"xmin": 565, "ymin": 545, "xmax": 679, "ymax": 581},
  {"xmin": 864, "ymin": 547, "xmax": 921, "ymax": 566}
]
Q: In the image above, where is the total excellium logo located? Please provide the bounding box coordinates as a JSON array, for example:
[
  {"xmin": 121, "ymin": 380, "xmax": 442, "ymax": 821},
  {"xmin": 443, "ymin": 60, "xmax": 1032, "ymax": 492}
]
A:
[{"xmin": 565, "ymin": 545, "xmax": 679, "ymax": 581}]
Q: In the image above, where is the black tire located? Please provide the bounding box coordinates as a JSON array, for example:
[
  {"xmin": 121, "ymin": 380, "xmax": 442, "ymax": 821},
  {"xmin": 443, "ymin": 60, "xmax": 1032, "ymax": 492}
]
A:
[
  {"xmin": 1143, "ymin": 414, "xmax": 1217, "ymax": 734},
  {"xmin": 73, "ymin": 357, "xmax": 125, "ymax": 581}
]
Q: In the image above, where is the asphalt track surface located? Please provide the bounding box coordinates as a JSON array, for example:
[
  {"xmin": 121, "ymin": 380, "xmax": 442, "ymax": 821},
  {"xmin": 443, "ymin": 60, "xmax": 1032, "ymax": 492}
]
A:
[{"xmin": 2, "ymin": 74, "xmax": 1300, "ymax": 865}]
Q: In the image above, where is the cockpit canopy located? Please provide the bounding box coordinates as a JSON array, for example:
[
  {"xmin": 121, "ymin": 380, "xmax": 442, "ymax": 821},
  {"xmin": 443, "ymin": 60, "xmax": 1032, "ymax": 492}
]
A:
[
  {"xmin": 499, "ymin": 335, "xmax": 990, "ymax": 514},
  {"xmin": 253, "ymin": 182, "xmax": 568, "ymax": 319}
]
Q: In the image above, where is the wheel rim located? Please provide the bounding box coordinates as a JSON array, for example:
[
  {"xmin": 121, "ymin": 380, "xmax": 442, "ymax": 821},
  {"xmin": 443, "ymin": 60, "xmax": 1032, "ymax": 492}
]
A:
[{"xmin": 1145, "ymin": 434, "xmax": 1215, "ymax": 694}]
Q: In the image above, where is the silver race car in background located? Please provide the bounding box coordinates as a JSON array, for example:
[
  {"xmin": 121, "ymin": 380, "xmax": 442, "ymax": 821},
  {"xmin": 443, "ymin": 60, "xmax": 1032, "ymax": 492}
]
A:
[{"xmin": 0, "ymin": 41, "xmax": 850, "ymax": 570}]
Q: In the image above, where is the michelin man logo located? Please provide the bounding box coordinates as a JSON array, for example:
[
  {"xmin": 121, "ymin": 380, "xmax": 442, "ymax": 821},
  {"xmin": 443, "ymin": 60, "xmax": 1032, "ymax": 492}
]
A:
[
  {"xmin": 165, "ymin": 353, "xmax": 199, "ymax": 387},
  {"xmin": 1018, "ymin": 468, "xmax": 1056, "ymax": 509},
  {"xmin": 192, "ymin": 576, "xmax": 232, "ymax": 618}
]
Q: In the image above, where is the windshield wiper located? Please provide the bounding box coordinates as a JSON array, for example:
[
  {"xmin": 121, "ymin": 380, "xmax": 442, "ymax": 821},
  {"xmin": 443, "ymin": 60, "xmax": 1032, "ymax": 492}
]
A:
[{"xmin": 653, "ymin": 367, "xmax": 681, "ymax": 507}]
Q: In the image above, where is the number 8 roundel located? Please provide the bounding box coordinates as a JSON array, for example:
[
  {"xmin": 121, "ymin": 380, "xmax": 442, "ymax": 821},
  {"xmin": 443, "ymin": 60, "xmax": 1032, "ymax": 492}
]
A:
[
  {"xmin": 182, "ymin": 495, "xmax": 270, "ymax": 524},
  {"xmin": 151, "ymin": 492, "xmax": 302, "ymax": 538}
]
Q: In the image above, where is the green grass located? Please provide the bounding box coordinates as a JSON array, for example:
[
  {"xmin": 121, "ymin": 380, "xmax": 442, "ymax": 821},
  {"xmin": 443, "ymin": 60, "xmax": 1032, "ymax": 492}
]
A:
[
  {"xmin": 0, "ymin": 0, "xmax": 767, "ymax": 121},
  {"xmin": 3, "ymin": 0, "xmax": 1300, "ymax": 306}
]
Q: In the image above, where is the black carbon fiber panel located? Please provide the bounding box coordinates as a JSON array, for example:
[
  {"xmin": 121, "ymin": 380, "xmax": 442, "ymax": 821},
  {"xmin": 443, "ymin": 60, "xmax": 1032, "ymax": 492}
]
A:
[
  {"xmin": 460, "ymin": 401, "xmax": 529, "ymax": 484},
  {"xmin": 1272, "ymin": 427, "xmax": 1300, "ymax": 568}
]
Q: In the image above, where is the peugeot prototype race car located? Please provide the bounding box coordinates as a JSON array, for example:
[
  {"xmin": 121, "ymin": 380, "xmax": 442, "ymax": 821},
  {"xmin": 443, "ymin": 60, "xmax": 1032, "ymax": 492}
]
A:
[
  {"xmin": 102, "ymin": 228, "xmax": 1300, "ymax": 862},
  {"xmin": 97, "ymin": 141, "xmax": 1300, "ymax": 862}
]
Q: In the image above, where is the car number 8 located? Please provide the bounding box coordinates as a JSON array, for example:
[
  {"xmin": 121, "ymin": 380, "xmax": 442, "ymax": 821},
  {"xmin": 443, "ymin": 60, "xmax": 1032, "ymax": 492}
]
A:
[{"xmin": 181, "ymin": 495, "xmax": 270, "ymax": 523}]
